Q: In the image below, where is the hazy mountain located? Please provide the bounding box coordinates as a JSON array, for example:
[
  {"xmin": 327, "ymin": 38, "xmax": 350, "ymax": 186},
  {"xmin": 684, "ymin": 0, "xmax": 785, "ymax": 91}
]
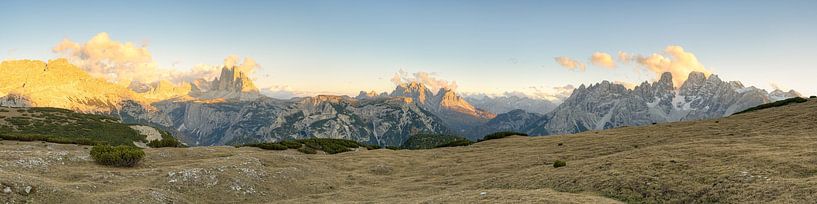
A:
[{"xmin": 463, "ymin": 94, "xmax": 558, "ymax": 115}]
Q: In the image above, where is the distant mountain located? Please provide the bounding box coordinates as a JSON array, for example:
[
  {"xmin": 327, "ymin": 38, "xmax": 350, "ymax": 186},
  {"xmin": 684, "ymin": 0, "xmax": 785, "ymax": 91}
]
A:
[
  {"xmin": 188, "ymin": 66, "xmax": 261, "ymax": 101},
  {"xmin": 386, "ymin": 82, "xmax": 495, "ymax": 134},
  {"xmin": 1, "ymin": 59, "xmax": 803, "ymax": 146},
  {"xmin": 483, "ymin": 71, "xmax": 801, "ymax": 136},
  {"xmin": 463, "ymin": 94, "xmax": 558, "ymax": 115},
  {"xmin": 120, "ymin": 96, "xmax": 449, "ymax": 146}
]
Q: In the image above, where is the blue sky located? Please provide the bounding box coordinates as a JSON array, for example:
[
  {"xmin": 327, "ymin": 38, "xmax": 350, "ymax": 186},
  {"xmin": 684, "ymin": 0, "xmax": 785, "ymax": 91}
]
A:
[{"xmin": 2, "ymin": 0, "xmax": 816, "ymax": 97}]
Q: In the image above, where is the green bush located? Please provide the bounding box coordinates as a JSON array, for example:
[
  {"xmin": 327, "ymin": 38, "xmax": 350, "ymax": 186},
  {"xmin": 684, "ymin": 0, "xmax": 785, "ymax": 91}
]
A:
[
  {"xmin": 147, "ymin": 139, "xmax": 183, "ymax": 148},
  {"xmin": 733, "ymin": 97, "xmax": 809, "ymax": 115},
  {"xmin": 435, "ymin": 139, "xmax": 473, "ymax": 148},
  {"xmin": 90, "ymin": 145, "xmax": 145, "ymax": 167},
  {"xmin": 247, "ymin": 143, "xmax": 288, "ymax": 150},
  {"xmin": 279, "ymin": 140, "xmax": 303, "ymax": 149},
  {"xmin": 810, "ymin": 96, "xmax": 816, "ymax": 99},
  {"xmin": 400, "ymin": 133, "xmax": 470, "ymax": 150},
  {"xmin": 243, "ymin": 138, "xmax": 364, "ymax": 154},
  {"xmin": 385, "ymin": 146, "xmax": 401, "ymax": 150},
  {"xmin": 300, "ymin": 138, "xmax": 361, "ymax": 154},
  {"xmin": 553, "ymin": 160, "xmax": 566, "ymax": 168},
  {"xmin": 297, "ymin": 147, "xmax": 317, "ymax": 154},
  {"xmin": 478, "ymin": 131, "xmax": 529, "ymax": 142}
]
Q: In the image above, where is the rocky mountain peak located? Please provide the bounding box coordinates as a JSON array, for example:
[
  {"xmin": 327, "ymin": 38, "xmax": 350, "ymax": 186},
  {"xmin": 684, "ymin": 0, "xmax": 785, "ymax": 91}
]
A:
[
  {"xmin": 655, "ymin": 72, "xmax": 675, "ymax": 90},
  {"xmin": 390, "ymin": 82, "xmax": 434, "ymax": 104},
  {"xmin": 769, "ymin": 89, "xmax": 802, "ymax": 100},
  {"xmin": 680, "ymin": 71, "xmax": 708, "ymax": 96},
  {"xmin": 190, "ymin": 66, "xmax": 260, "ymax": 101}
]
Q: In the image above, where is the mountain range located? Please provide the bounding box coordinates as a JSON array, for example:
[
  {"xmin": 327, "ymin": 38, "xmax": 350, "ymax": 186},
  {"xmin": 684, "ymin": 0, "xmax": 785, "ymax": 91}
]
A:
[{"xmin": 0, "ymin": 59, "xmax": 802, "ymax": 146}]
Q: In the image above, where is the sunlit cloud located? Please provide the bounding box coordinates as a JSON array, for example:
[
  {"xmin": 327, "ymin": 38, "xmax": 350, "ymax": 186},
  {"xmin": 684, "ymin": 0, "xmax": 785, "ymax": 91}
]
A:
[
  {"xmin": 625, "ymin": 45, "xmax": 712, "ymax": 87},
  {"xmin": 590, "ymin": 52, "xmax": 616, "ymax": 69},
  {"xmin": 390, "ymin": 69, "xmax": 458, "ymax": 92},
  {"xmin": 613, "ymin": 80, "xmax": 637, "ymax": 90},
  {"xmin": 554, "ymin": 56, "xmax": 586, "ymax": 71},
  {"xmin": 527, "ymin": 84, "xmax": 575, "ymax": 101},
  {"xmin": 52, "ymin": 32, "xmax": 260, "ymax": 85}
]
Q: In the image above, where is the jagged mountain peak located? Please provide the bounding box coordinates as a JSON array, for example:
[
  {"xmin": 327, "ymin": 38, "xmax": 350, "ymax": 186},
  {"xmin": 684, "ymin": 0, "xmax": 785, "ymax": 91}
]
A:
[{"xmin": 190, "ymin": 66, "xmax": 260, "ymax": 101}]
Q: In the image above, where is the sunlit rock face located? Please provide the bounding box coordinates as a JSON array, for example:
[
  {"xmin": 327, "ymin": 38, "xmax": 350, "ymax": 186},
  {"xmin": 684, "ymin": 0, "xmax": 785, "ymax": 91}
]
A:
[
  {"xmin": 189, "ymin": 66, "xmax": 260, "ymax": 101},
  {"xmin": 0, "ymin": 59, "xmax": 147, "ymax": 112}
]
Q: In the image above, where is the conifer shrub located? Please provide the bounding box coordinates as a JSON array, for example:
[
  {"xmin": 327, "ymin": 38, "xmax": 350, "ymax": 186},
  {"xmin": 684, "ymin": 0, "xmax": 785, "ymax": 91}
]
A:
[
  {"xmin": 297, "ymin": 147, "xmax": 317, "ymax": 154},
  {"xmin": 478, "ymin": 131, "xmax": 529, "ymax": 142},
  {"xmin": 553, "ymin": 160, "xmax": 566, "ymax": 168},
  {"xmin": 90, "ymin": 145, "xmax": 145, "ymax": 167},
  {"xmin": 146, "ymin": 130, "xmax": 185, "ymax": 148},
  {"xmin": 435, "ymin": 139, "xmax": 473, "ymax": 148}
]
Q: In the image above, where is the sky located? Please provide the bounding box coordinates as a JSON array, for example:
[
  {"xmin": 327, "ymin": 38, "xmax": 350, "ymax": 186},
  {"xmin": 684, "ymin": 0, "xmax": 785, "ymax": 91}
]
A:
[{"xmin": 2, "ymin": 0, "xmax": 816, "ymax": 98}]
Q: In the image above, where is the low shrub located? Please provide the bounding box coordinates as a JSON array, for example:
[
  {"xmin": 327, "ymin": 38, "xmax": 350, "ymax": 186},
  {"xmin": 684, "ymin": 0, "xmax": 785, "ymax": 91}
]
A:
[
  {"xmin": 247, "ymin": 143, "xmax": 288, "ymax": 150},
  {"xmin": 300, "ymin": 138, "xmax": 361, "ymax": 154},
  {"xmin": 478, "ymin": 131, "xmax": 529, "ymax": 142},
  {"xmin": 810, "ymin": 96, "xmax": 816, "ymax": 99},
  {"xmin": 279, "ymin": 140, "xmax": 303, "ymax": 149},
  {"xmin": 366, "ymin": 145, "xmax": 381, "ymax": 150},
  {"xmin": 400, "ymin": 133, "xmax": 470, "ymax": 149},
  {"xmin": 385, "ymin": 146, "xmax": 401, "ymax": 150},
  {"xmin": 243, "ymin": 138, "xmax": 364, "ymax": 154},
  {"xmin": 297, "ymin": 147, "xmax": 317, "ymax": 154},
  {"xmin": 553, "ymin": 160, "xmax": 566, "ymax": 168},
  {"xmin": 146, "ymin": 130, "xmax": 185, "ymax": 148},
  {"xmin": 90, "ymin": 145, "xmax": 145, "ymax": 167},
  {"xmin": 435, "ymin": 139, "xmax": 473, "ymax": 148},
  {"xmin": 147, "ymin": 139, "xmax": 183, "ymax": 148}
]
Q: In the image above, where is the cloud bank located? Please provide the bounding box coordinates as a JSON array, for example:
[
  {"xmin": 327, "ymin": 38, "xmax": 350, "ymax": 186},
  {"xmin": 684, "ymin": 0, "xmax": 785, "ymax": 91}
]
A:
[
  {"xmin": 556, "ymin": 45, "xmax": 712, "ymax": 88},
  {"xmin": 391, "ymin": 69, "xmax": 458, "ymax": 92},
  {"xmin": 52, "ymin": 32, "xmax": 257, "ymax": 85},
  {"xmin": 622, "ymin": 45, "xmax": 712, "ymax": 87}
]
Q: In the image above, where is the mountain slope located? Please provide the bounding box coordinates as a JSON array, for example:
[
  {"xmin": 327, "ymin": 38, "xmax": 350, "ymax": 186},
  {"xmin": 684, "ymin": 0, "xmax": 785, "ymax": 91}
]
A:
[
  {"xmin": 2, "ymin": 98, "xmax": 815, "ymax": 203},
  {"xmin": 0, "ymin": 107, "xmax": 148, "ymax": 146},
  {"xmin": 0, "ymin": 59, "xmax": 149, "ymax": 112}
]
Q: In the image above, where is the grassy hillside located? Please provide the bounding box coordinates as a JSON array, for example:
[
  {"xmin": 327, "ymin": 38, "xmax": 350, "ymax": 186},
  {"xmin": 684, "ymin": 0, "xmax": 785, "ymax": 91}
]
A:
[
  {"xmin": 0, "ymin": 107, "xmax": 146, "ymax": 146},
  {"xmin": 733, "ymin": 97, "xmax": 808, "ymax": 115},
  {"xmin": 0, "ymin": 99, "xmax": 815, "ymax": 203}
]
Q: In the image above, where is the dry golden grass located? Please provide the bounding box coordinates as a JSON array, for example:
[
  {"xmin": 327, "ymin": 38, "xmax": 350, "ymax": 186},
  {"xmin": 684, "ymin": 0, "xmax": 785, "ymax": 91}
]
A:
[{"xmin": 1, "ymin": 99, "xmax": 816, "ymax": 203}]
